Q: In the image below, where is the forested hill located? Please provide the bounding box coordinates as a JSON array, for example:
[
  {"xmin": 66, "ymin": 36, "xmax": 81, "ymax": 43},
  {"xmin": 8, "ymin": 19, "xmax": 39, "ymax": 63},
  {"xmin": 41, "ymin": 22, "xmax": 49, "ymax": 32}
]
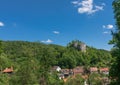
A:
[
  {"xmin": 2, "ymin": 40, "xmax": 112, "ymax": 68},
  {"xmin": 0, "ymin": 40, "xmax": 113, "ymax": 84}
]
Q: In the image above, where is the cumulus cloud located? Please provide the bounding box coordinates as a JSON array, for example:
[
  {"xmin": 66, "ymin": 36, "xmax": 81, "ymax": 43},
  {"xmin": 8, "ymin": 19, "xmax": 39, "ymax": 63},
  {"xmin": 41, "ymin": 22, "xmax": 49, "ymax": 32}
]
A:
[
  {"xmin": 41, "ymin": 39, "xmax": 53, "ymax": 43},
  {"xmin": 53, "ymin": 31, "xmax": 60, "ymax": 34},
  {"xmin": 0, "ymin": 22, "xmax": 4, "ymax": 27},
  {"xmin": 107, "ymin": 25, "xmax": 114, "ymax": 29},
  {"xmin": 103, "ymin": 24, "xmax": 114, "ymax": 29},
  {"xmin": 71, "ymin": 0, "xmax": 105, "ymax": 14}
]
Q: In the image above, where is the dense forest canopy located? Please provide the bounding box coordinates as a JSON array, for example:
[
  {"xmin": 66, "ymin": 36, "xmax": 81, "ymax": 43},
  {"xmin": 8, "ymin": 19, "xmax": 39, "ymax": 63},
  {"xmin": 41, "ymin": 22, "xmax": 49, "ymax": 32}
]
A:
[{"xmin": 2, "ymin": 40, "xmax": 112, "ymax": 68}]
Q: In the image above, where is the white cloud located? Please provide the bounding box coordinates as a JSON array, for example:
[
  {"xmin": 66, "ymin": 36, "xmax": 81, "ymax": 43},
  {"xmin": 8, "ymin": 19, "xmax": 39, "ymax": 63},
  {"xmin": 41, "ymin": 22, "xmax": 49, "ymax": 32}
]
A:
[
  {"xmin": 0, "ymin": 22, "xmax": 4, "ymax": 27},
  {"xmin": 107, "ymin": 24, "xmax": 114, "ymax": 29},
  {"xmin": 95, "ymin": 5, "xmax": 103, "ymax": 10},
  {"xmin": 71, "ymin": 1, "xmax": 79, "ymax": 5},
  {"xmin": 41, "ymin": 39, "xmax": 53, "ymax": 43},
  {"xmin": 71, "ymin": 0, "xmax": 105, "ymax": 14},
  {"xmin": 103, "ymin": 31, "xmax": 110, "ymax": 34},
  {"xmin": 102, "ymin": 24, "xmax": 114, "ymax": 29},
  {"xmin": 53, "ymin": 31, "xmax": 60, "ymax": 34}
]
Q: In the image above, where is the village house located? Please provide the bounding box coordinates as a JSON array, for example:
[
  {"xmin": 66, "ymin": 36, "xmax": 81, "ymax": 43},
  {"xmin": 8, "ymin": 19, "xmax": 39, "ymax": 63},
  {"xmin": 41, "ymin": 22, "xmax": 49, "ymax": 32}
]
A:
[
  {"xmin": 99, "ymin": 67, "xmax": 109, "ymax": 75},
  {"xmin": 58, "ymin": 74, "xmax": 64, "ymax": 80},
  {"xmin": 60, "ymin": 69, "xmax": 71, "ymax": 78},
  {"xmin": 73, "ymin": 66, "xmax": 84, "ymax": 75},
  {"xmin": 3, "ymin": 66, "xmax": 13, "ymax": 74},
  {"xmin": 51, "ymin": 66, "xmax": 61, "ymax": 72},
  {"xmin": 90, "ymin": 67, "xmax": 98, "ymax": 73}
]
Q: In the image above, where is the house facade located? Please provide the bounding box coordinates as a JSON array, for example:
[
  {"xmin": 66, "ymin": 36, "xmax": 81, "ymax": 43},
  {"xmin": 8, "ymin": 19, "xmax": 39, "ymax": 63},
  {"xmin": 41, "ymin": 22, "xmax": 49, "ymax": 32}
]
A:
[
  {"xmin": 100, "ymin": 68, "xmax": 109, "ymax": 75},
  {"xmin": 73, "ymin": 66, "xmax": 84, "ymax": 75},
  {"xmin": 90, "ymin": 67, "xmax": 98, "ymax": 73}
]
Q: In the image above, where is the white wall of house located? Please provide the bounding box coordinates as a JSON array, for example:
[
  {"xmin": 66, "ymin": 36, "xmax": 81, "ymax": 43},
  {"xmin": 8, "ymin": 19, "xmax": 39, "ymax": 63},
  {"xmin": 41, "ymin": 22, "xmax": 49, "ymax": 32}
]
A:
[{"xmin": 56, "ymin": 67, "xmax": 61, "ymax": 72}]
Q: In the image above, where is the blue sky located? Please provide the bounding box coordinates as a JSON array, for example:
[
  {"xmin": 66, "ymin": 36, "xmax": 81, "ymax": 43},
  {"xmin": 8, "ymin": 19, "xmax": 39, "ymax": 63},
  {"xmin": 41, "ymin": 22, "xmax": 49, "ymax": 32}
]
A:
[{"xmin": 0, "ymin": 0, "xmax": 115, "ymax": 50}]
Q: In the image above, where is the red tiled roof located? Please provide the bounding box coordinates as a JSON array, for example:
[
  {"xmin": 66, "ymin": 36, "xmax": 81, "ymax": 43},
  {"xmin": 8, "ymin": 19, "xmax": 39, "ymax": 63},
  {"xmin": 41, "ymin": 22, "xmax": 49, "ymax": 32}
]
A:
[
  {"xmin": 3, "ymin": 67, "xmax": 13, "ymax": 73},
  {"xmin": 73, "ymin": 66, "xmax": 84, "ymax": 73},
  {"xmin": 100, "ymin": 68, "xmax": 109, "ymax": 72}
]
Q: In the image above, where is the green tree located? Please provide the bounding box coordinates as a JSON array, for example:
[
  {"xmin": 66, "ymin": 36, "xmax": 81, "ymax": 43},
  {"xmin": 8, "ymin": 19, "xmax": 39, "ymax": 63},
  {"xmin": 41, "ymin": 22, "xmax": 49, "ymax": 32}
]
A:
[
  {"xmin": 0, "ymin": 41, "xmax": 12, "ymax": 85},
  {"xmin": 65, "ymin": 75, "xmax": 85, "ymax": 85},
  {"xmin": 0, "ymin": 53, "xmax": 12, "ymax": 73},
  {"xmin": 0, "ymin": 40, "xmax": 3, "ymax": 54},
  {"xmin": 11, "ymin": 56, "xmax": 39, "ymax": 85},
  {"xmin": 109, "ymin": 0, "xmax": 120, "ymax": 84},
  {"xmin": 0, "ymin": 74, "xmax": 10, "ymax": 85},
  {"xmin": 88, "ymin": 73, "xmax": 103, "ymax": 85}
]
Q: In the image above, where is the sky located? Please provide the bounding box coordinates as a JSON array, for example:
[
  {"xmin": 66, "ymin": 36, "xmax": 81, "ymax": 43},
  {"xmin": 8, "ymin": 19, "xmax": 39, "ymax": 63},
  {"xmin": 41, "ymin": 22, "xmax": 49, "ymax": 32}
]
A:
[{"xmin": 0, "ymin": 0, "xmax": 115, "ymax": 50}]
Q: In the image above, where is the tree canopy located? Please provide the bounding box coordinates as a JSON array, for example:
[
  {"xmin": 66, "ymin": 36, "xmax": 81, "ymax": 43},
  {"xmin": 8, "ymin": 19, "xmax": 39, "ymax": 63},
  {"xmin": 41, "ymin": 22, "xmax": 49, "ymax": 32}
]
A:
[{"xmin": 109, "ymin": 0, "xmax": 120, "ymax": 84}]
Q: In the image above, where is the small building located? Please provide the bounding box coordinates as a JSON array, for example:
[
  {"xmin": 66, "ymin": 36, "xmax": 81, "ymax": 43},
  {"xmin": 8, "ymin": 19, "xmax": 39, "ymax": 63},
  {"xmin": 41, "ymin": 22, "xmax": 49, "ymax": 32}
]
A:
[
  {"xmin": 61, "ymin": 69, "xmax": 70, "ymax": 78},
  {"xmin": 51, "ymin": 66, "xmax": 61, "ymax": 72},
  {"xmin": 73, "ymin": 66, "xmax": 84, "ymax": 75},
  {"xmin": 3, "ymin": 67, "xmax": 13, "ymax": 74},
  {"xmin": 90, "ymin": 67, "xmax": 98, "ymax": 73},
  {"xmin": 58, "ymin": 74, "xmax": 64, "ymax": 80},
  {"xmin": 60, "ymin": 69, "xmax": 73, "ymax": 78},
  {"xmin": 100, "ymin": 68, "xmax": 109, "ymax": 75}
]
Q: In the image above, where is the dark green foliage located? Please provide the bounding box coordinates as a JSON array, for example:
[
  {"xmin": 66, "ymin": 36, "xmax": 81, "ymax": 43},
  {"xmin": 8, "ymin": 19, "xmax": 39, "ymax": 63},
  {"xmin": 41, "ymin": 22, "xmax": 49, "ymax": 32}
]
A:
[
  {"xmin": 88, "ymin": 73, "xmax": 103, "ymax": 85},
  {"xmin": 48, "ymin": 72, "xmax": 64, "ymax": 85},
  {"xmin": 109, "ymin": 0, "xmax": 120, "ymax": 85},
  {"xmin": 2, "ymin": 40, "xmax": 112, "ymax": 68},
  {"xmin": 0, "ymin": 73, "xmax": 10, "ymax": 85},
  {"xmin": 65, "ymin": 75, "xmax": 85, "ymax": 85},
  {"xmin": 0, "ymin": 40, "xmax": 3, "ymax": 54}
]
